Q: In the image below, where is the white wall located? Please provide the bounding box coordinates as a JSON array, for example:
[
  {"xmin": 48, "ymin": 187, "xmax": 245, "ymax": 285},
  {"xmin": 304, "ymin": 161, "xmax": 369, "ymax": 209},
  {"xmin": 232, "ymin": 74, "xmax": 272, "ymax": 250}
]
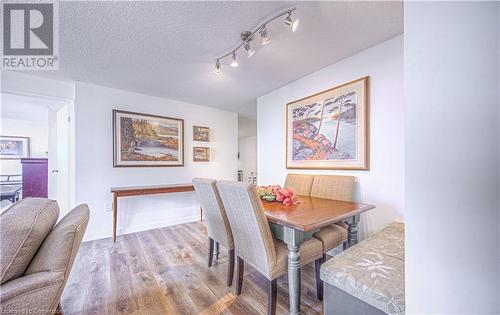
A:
[
  {"xmin": 257, "ymin": 35, "xmax": 404, "ymax": 239},
  {"xmin": 238, "ymin": 116, "xmax": 257, "ymax": 138},
  {"xmin": 405, "ymin": 2, "xmax": 500, "ymax": 314},
  {"xmin": 238, "ymin": 136, "xmax": 257, "ymax": 181},
  {"xmin": 0, "ymin": 118, "xmax": 49, "ymax": 175},
  {"xmin": 75, "ymin": 82, "xmax": 238, "ymax": 241}
]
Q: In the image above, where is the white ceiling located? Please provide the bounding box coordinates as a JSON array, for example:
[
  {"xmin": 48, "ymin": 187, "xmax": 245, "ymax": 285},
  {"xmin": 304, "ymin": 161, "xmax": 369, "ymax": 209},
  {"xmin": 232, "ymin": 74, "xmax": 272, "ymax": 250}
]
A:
[{"xmin": 36, "ymin": 1, "xmax": 403, "ymax": 118}]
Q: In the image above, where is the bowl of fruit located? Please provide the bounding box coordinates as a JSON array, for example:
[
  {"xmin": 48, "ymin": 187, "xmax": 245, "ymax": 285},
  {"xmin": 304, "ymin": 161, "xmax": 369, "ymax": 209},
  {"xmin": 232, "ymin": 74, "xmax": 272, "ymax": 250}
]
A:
[{"xmin": 256, "ymin": 185, "xmax": 299, "ymax": 206}]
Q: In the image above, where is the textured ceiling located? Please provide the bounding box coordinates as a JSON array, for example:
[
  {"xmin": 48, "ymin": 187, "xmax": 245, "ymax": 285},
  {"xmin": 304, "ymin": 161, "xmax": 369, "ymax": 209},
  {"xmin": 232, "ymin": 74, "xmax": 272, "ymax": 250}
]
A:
[{"xmin": 36, "ymin": 1, "xmax": 403, "ymax": 117}]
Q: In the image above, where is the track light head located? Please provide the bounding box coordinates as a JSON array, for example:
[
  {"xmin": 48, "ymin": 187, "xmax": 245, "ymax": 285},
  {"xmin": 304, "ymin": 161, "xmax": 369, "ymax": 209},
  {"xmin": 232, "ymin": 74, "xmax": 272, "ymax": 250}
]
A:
[
  {"xmin": 260, "ymin": 26, "xmax": 270, "ymax": 45},
  {"xmin": 285, "ymin": 12, "xmax": 299, "ymax": 32},
  {"xmin": 243, "ymin": 40, "xmax": 255, "ymax": 58},
  {"xmin": 241, "ymin": 31, "xmax": 256, "ymax": 58},
  {"xmin": 230, "ymin": 52, "xmax": 239, "ymax": 67},
  {"xmin": 214, "ymin": 59, "xmax": 221, "ymax": 74}
]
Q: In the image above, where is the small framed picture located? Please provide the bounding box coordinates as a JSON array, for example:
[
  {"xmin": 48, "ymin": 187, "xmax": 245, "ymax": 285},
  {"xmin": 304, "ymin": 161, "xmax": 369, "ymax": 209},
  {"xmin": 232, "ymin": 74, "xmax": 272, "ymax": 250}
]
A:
[
  {"xmin": 0, "ymin": 136, "xmax": 30, "ymax": 159},
  {"xmin": 193, "ymin": 126, "xmax": 210, "ymax": 142},
  {"xmin": 193, "ymin": 147, "xmax": 210, "ymax": 162}
]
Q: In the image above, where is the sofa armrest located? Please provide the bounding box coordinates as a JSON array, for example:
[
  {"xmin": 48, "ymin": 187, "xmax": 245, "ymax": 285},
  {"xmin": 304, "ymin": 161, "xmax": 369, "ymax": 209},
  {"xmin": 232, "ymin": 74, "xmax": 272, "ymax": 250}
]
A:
[{"xmin": 0, "ymin": 271, "xmax": 64, "ymax": 313}]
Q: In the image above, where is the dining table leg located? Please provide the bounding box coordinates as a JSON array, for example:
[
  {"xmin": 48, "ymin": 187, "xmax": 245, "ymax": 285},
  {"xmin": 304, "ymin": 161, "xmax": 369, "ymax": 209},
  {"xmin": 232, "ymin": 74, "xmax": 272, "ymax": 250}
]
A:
[
  {"xmin": 282, "ymin": 226, "xmax": 306, "ymax": 315},
  {"xmin": 347, "ymin": 214, "xmax": 360, "ymax": 247}
]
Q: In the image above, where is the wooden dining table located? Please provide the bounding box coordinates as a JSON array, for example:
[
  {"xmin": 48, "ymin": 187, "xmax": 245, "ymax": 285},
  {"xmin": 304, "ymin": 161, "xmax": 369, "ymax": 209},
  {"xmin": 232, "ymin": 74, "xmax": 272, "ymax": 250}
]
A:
[{"xmin": 261, "ymin": 195, "xmax": 375, "ymax": 315}]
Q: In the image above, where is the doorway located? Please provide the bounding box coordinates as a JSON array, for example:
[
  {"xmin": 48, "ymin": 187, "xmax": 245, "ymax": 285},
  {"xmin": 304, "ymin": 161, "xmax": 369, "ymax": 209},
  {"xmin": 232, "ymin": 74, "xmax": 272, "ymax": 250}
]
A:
[
  {"xmin": 238, "ymin": 116, "xmax": 257, "ymax": 184},
  {"xmin": 0, "ymin": 92, "xmax": 74, "ymax": 214}
]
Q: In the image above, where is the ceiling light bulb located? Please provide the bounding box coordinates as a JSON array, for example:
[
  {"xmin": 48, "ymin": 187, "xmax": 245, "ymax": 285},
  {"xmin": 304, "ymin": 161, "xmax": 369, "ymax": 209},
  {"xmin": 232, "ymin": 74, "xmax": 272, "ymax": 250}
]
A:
[
  {"xmin": 244, "ymin": 40, "xmax": 255, "ymax": 58},
  {"xmin": 260, "ymin": 26, "xmax": 270, "ymax": 45},
  {"xmin": 230, "ymin": 52, "xmax": 239, "ymax": 67},
  {"xmin": 291, "ymin": 19, "xmax": 300, "ymax": 32},
  {"xmin": 285, "ymin": 12, "xmax": 299, "ymax": 32},
  {"xmin": 214, "ymin": 59, "xmax": 221, "ymax": 75}
]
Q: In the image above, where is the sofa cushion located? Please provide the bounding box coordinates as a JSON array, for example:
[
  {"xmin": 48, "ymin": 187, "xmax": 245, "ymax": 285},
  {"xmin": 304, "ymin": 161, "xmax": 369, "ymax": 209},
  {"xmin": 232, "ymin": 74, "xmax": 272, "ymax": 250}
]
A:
[{"xmin": 0, "ymin": 198, "xmax": 59, "ymax": 284}]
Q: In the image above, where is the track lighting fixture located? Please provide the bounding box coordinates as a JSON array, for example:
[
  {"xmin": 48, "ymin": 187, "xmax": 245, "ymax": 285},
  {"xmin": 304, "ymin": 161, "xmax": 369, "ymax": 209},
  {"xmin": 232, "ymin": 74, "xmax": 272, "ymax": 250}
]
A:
[
  {"xmin": 230, "ymin": 52, "xmax": 239, "ymax": 67},
  {"xmin": 214, "ymin": 59, "xmax": 221, "ymax": 75},
  {"xmin": 241, "ymin": 31, "xmax": 255, "ymax": 58},
  {"xmin": 243, "ymin": 40, "xmax": 255, "ymax": 57},
  {"xmin": 260, "ymin": 25, "xmax": 270, "ymax": 45},
  {"xmin": 285, "ymin": 12, "xmax": 299, "ymax": 32},
  {"xmin": 212, "ymin": 6, "xmax": 298, "ymax": 75}
]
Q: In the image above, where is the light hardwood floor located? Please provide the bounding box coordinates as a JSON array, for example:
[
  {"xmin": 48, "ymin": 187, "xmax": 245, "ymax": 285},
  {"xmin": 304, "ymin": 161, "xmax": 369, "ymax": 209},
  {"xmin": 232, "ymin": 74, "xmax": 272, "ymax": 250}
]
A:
[{"xmin": 61, "ymin": 221, "xmax": 323, "ymax": 315}]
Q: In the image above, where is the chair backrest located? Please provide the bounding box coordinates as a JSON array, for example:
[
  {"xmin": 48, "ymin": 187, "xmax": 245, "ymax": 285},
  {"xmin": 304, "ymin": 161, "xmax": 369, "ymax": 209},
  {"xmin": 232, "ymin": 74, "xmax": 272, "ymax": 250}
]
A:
[
  {"xmin": 310, "ymin": 175, "xmax": 355, "ymax": 201},
  {"xmin": 284, "ymin": 174, "xmax": 314, "ymax": 196},
  {"xmin": 217, "ymin": 181, "xmax": 276, "ymax": 277},
  {"xmin": 192, "ymin": 178, "xmax": 234, "ymax": 249}
]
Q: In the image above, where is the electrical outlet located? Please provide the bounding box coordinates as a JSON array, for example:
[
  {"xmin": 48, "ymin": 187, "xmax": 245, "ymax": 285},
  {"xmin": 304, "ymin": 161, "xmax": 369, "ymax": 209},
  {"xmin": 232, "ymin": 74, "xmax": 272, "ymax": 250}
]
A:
[{"xmin": 105, "ymin": 202, "xmax": 113, "ymax": 212}]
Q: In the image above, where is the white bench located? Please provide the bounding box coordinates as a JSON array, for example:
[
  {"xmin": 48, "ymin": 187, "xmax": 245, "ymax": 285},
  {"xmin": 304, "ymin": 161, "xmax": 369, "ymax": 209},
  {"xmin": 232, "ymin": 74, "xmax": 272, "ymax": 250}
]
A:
[{"xmin": 321, "ymin": 222, "xmax": 405, "ymax": 315}]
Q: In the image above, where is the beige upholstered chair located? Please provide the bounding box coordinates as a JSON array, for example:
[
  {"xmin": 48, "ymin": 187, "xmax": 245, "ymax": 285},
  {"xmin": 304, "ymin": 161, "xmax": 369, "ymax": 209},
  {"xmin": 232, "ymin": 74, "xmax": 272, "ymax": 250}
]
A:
[
  {"xmin": 217, "ymin": 181, "xmax": 324, "ymax": 315},
  {"xmin": 310, "ymin": 175, "xmax": 354, "ymax": 256},
  {"xmin": 193, "ymin": 178, "xmax": 235, "ymax": 287},
  {"xmin": 284, "ymin": 173, "xmax": 314, "ymax": 196},
  {"xmin": 0, "ymin": 198, "xmax": 90, "ymax": 314},
  {"xmin": 310, "ymin": 174, "xmax": 355, "ymax": 201}
]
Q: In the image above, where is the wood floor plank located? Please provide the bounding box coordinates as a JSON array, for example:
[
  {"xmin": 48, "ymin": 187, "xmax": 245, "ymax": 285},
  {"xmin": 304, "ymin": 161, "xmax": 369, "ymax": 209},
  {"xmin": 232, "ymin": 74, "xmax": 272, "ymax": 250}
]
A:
[
  {"xmin": 122, "ymin": 233, "xmax": 168, "ymax": 314},
  {"xmin": 61, "ymin": 241, "xmax": 91, "ymax": 314},
  {"xmin": 62, "ymin": 221, "xmax": 323, "ymax": 315}
]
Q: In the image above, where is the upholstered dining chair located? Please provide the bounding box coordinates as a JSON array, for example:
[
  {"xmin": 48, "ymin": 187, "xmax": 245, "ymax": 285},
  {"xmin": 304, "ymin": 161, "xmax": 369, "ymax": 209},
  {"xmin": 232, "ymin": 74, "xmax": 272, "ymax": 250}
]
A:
[
  {"xmin": 310, "ymin": 175, "xmax": 355, "ymax": 257},
  {"xmin": 192, "ymin": 178, "xmax": 235, "ymax": 287},
  {"xmin": 217, "ymin": 181, "xmax": 324, "ymax": 314},
  {"xmin": 284, "ymin": 173, "xmax": 314, "ymax": 196}
]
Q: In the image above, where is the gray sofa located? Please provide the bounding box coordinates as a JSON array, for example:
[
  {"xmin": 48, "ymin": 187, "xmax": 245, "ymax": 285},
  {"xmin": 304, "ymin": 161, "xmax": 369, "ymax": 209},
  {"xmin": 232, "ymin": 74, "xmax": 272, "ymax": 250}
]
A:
[
  {"xmin": 0, "ymin": 198, "xmax": 89, "ymax": 314},
  {"xmin": 321, "ymin": 222, "xmax": 405, "ymax": 315}
]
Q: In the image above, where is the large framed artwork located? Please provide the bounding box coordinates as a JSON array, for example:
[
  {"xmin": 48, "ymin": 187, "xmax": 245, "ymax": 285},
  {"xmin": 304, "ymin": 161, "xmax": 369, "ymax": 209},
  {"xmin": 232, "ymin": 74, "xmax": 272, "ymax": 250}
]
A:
[
  {"xmin": 286, "ymin": 76, "xmax": 369, "ymax": 170},
  {"xmin": 113, "ymin": 110, "xmax": 184, "ymax": 167},
  {"xmin": 0, "ymin": 136, "xmax": 30, "ymax": 159}
]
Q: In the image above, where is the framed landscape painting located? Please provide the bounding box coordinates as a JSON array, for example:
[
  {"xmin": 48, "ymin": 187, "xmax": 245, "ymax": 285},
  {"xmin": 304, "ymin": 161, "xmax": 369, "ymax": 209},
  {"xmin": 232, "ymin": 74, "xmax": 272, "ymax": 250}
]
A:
[
  {"xmin": 0, "ymin": 136, "xmax": 30, "ymax": 159},
  {"xmin": 113, "ymin": 110, "xmax": 184, "ymax": 167},
  {"xmin": 193, "ymin": 126, "xmax": 210, "ymax": 142},
  {"xmin": 193, "ymin": 147, "xmax": 210, "ymax": 162},
  {"xmin": 286, "ymin": 76, "xmax": 369, "ymax": 170}
]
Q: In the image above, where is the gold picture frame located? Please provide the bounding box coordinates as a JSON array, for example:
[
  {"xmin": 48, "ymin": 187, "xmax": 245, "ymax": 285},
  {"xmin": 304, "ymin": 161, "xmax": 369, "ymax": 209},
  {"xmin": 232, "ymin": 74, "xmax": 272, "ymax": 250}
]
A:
[
  {"xmin": 286, "ymin": 76, "xmax": 370, "ymax": 170},
  {"xmin": 193, "ymin": 126, "xmax": 210, "ymax": 142},
  {"xmin": 113, "ymin": 110, "xmax": 184, "ymax": 167},
  {"xmin": 193, "ymin": 147, "xmax": 210, "ymax": 162}
]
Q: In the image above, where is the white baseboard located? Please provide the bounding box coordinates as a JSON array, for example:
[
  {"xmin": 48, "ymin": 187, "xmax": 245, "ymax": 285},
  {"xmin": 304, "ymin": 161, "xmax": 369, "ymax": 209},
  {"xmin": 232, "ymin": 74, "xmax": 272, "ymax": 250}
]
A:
[{"xmin": 83, "ymin": 214, "xmax": 201, "ymax": 242}]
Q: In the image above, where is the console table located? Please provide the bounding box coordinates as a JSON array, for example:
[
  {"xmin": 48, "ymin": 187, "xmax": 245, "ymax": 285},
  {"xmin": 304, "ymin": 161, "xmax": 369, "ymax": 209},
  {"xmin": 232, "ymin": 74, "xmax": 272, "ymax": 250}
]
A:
[{"xmin": 111, "ymin": 184, "xmax": 199, "ymax": 242}]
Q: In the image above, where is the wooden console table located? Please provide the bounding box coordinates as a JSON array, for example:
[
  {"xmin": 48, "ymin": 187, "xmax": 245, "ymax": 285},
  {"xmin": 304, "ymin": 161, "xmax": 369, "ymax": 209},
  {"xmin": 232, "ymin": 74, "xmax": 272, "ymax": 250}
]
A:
[{"xmin": 111, "ymin": 184, "xmax": 199, "ymax": 242}]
